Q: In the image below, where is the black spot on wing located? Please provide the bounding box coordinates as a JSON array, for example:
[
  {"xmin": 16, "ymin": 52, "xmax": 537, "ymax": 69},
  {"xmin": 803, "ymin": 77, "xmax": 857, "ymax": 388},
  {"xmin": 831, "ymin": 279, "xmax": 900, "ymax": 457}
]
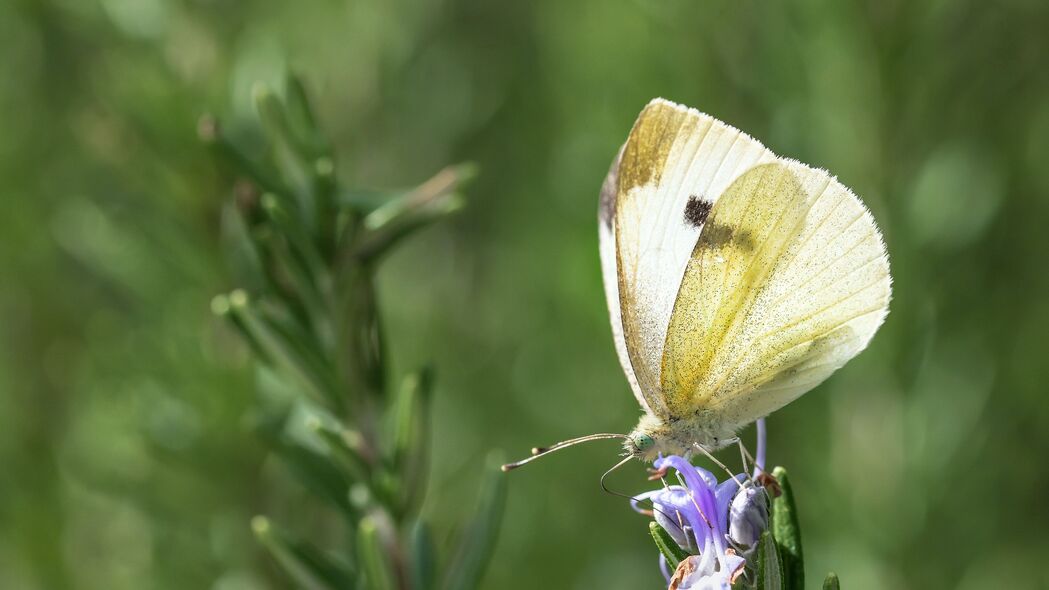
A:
[{"xmin": 683, "ymin": 195, "xmax": 713, "ymax": 228}]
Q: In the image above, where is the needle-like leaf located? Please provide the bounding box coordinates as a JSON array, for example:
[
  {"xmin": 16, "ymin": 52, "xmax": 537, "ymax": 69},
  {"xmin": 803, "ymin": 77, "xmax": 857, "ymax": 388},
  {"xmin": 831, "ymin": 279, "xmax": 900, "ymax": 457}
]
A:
[
  {"xmin": 442, "ymin": 452, "xmax": 507, "ymax": 590},
  {"xmin": 770, "ymin": 467, "xmax": 804, "ymax": 590}
]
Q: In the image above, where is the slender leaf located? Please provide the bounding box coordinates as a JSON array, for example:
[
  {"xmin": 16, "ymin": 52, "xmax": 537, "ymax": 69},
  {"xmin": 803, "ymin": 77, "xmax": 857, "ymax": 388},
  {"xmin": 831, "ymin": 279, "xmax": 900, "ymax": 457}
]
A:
[
  {"xmin": 219, "ymin": 289, "xmax": 339, "ymax": 408},
  {"xmin": 308, "ymin": 418, "xmax": 372, "ymax": 482},
  {"xmin": 283, "ymin": 72, "xmax": 329, "ymax": 159},
  {"xmin": 198, "ymin": 113, "xmax": 293, "ymax": 198},
  {"xmin": 355, "ymin": 164, "xmax": 475, "ymax": 261},
  {"xmin": 271, "ymin": 435, "xmax": 357, "ymax": 520},
  {"xmin": 389, "ymin": 367, "xmax": 434, "ymax": 512},
  {"xmin": 770, "ymin": 467, "xmax": 804, "ymax": 590},
  {"xmin": 822, "ymin": 572, "xmax": 840, "ymax": 590},
  {"xmin": 220, "ymin": 202, "xmax": 268, "ymax": 293},
  {"xmin": 334, "ymin": 264, "xmax": 385, "ymax": 401},
  {"xmin": 410, "ymin": 520, "xmax": 437, "ymax": 590},
  {"xmin": 252, "ymin": 516, "xmax": 356, "ymax": 590},
  {"xmin": 357, "ymin": 516, "xmax": 397, "ymax": 590},
  {"xmin": 755, "ymin": 531, "xmax": 784, "ymax": 590},
  {"xmin": 442, "ymin": 452, "xmax": 507, "ymax": 590},
  {"xmin": 254, "ymin": 83, "xmax": 317, "ymax": 230},
  {"xmin": 648, "ymin": 521, "xmax": 690, "ymax": 569},
  {"xmin": 337, "ymin": 189, "xmax": 404, "ymax": 215}
]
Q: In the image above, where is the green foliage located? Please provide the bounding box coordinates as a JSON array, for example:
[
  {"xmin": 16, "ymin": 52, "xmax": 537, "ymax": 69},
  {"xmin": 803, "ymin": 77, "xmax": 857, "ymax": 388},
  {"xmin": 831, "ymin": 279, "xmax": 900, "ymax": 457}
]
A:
[{"xmin": 207, "ymin": 75, "xmax": 496, "ymax": 589}]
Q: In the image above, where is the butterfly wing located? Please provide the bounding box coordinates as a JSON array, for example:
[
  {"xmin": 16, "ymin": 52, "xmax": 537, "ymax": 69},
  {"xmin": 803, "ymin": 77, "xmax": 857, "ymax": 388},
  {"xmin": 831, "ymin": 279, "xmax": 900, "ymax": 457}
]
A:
[
  {"xmin": 660, "ymin": 160, "xmax": 891, "ymax": 424},
  {"xmin": 599, "ymin": 150, "xmax": 653, "ymax": 414},
  {"xmin": 599, "ymin": 99, "xmax": 776, "ymax": 418}
]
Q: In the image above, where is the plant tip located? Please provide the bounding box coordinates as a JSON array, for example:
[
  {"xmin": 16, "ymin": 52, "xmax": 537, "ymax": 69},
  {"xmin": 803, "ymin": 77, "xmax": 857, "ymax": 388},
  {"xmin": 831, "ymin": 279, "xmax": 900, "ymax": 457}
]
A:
[
  {"xmin": 250, "ymin": 515, "xmax": 270, "ymax": 536},
  {"xmin": 229, "ymin": 289, "xmax": 249, "ymax": 308}
]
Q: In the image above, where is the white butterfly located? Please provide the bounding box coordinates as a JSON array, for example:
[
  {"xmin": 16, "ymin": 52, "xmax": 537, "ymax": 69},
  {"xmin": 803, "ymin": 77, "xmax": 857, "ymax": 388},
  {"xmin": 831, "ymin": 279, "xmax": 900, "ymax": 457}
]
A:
[{"xmin": 505, "ymin": 98, "xmax": 890, "ymax": 470}]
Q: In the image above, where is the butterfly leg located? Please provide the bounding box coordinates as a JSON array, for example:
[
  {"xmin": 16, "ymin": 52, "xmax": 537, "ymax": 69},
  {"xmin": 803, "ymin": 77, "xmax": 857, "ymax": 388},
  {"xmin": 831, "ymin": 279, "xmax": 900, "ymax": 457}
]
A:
[
  {"xmin": 693, "ymin": 442, "xmax": 746, "ymax": 486},
  {"xmin": 737, "ymin": 439, "xmax": 781, "ymax": 497}
]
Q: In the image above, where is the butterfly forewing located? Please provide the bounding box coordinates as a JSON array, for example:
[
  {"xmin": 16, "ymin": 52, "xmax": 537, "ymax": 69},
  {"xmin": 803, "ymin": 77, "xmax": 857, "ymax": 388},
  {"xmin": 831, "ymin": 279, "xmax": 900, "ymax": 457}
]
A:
[
  {"xmin": 600, "ymin": 99, "xmax": 774, "ymax": 419},
  {"xmin": 599, "ymin": 152, "xmax": 653, "ymax": 415}
]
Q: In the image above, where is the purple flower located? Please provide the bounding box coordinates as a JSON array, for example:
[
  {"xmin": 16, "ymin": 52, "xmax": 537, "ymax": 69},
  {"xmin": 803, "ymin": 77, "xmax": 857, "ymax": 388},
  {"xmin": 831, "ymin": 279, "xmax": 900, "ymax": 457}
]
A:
[{"xmin": 632, "ymin": 456, "xmax": 748, "ymax": 589}]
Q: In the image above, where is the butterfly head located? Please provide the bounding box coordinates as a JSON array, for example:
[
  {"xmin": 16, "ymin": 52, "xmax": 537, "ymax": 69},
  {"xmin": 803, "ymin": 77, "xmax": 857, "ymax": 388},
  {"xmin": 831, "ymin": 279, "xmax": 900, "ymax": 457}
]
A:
[{"xmin": 625, "ymin": 414, "xmax": 679, "ymax": 461}]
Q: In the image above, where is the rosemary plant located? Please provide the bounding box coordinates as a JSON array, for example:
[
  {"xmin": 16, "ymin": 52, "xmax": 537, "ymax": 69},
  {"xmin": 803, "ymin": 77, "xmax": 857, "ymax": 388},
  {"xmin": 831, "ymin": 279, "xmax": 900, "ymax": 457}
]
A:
[{"xmin": 202, "ymin": 74, "xmax": 504, "ymax": 590}]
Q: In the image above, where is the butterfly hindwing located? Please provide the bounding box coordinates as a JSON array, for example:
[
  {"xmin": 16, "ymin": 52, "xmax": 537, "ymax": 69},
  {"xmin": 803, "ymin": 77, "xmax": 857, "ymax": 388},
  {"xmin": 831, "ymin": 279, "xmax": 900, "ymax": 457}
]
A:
[{"xmin": 660, "ymin": 160, "xmax": 891, "ymax": 424}]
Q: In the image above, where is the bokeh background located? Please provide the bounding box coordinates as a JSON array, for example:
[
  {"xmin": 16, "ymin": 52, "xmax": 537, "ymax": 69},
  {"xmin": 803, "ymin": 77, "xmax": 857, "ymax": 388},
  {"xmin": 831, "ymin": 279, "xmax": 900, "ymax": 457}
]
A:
[{"xmin": 3, "ymin": 0, "xmax": 1049, "ymax": 588}]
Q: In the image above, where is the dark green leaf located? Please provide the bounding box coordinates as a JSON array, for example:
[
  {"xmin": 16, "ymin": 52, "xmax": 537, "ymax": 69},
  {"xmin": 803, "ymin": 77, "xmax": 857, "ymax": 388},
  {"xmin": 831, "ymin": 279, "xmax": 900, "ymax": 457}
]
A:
[
  {"xmin": 770, "ymin": 467, "xmax": 804, "ymax": 590},
  {"xmin": 259, "ymin": 193, "xmax": 325, "ymax": 280},
  {"xmin": 271, "ymin": 433, "xmax": 357, "ymax": 520},
  {"xmin": 308, "ymin": 418, "xmax": 371, "ymax": 482},
  {"xmin": 357, "ymin": 516, "xmax": 397, "ymax": 590},
  {"xmin": 441, "ymin": 452, "xmax": 507, "ymax": 590},
  {"xmin": 648, "ymin": 521, "xmax": 689, "ymax": 569},
  {"xmin": 282, "ymin": 72, "xmax": 340, "ymax": 256},
  {"xmin": 283, "ymin": 72, "xmax": 330, "ymax": 159},
  {"xmin": 410, "ymin": 520, "xmax": 437, "ymax": 590},
  {"xmin": 354, "ymin": 164, "xmax": 475, "ymax": 261},
  {"xmin": 253, "ymin": 82, "xmax": 318, "ymax": 231},
  {"xmin": 211, "ymin": 293, "xmax": 270, "ymax": 364},
  {"xmin": 251, "ymin": 516, "xmax": 356, "ymax": 590},
  {"xmin": 755, "ymin": 531, "xmax": 784, "ymax": 590},
  {"xmin": 197, "ymin": 113, "xmax": 293, "ymax": 198},
  {"xmin": 334, "ymin": 265, "xmax": 385, "ymax": 401},
  {"xmin": 218, "ymin": 289, "xmax": 340, "ymax": 409},
  {"xmin": 822, "ymin": 572, "xmax": 840, "ymax": 590},
  {"xmin": 337, "ymin": 189, "xmax": 405, "ymax": 215},
  {"xmin": 220, "ymin": 203, "xmax": 268, "ymax": 294},
  {"xmin": 389, "ymin": 367, "xmax": 434, "ymax": 512}
]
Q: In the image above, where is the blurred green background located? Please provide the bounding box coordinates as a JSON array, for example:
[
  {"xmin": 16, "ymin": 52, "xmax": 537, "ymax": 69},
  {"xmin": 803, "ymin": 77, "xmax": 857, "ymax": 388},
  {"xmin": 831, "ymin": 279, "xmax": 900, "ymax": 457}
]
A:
[{"xmin": 3, "ymin": 0, "xmax": 1049, "ymax": 588}]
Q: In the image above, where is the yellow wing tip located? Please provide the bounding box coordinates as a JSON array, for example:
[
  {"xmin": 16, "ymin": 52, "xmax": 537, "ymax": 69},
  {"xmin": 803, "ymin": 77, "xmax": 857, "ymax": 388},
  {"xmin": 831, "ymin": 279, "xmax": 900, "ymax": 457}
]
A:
[
  {"xmin": 639, "ymin": 98, "xmax": 770, "ymax": 161},
  {"xmin": 642, "ymin": 97, "xmax": 703, "ymax": 121}
]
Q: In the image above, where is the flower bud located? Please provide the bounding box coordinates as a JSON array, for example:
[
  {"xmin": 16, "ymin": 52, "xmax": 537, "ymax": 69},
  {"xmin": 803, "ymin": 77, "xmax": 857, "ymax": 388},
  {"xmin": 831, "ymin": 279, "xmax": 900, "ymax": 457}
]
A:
[{"xmin": 728, "ymin": 484, "xmax": 769, "ymax": 551}]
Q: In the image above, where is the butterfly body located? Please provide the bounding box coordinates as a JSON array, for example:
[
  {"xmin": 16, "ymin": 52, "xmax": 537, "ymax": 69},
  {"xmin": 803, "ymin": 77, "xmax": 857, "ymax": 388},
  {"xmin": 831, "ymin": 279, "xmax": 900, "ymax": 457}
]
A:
[
  {"xmin": 604, "ymin": 99, "xmax": 892, "ymax": 463},
  {"xmin": 625, "ymin": 412, "xmax": 737, "ymax": 461}
]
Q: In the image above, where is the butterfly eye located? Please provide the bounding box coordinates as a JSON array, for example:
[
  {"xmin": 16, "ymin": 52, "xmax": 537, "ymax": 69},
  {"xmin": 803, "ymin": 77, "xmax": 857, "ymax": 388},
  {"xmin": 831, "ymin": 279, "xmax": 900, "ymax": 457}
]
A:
[{"xmin": 633, "ymin": 434, "xmax": 655, "ymax": 451}]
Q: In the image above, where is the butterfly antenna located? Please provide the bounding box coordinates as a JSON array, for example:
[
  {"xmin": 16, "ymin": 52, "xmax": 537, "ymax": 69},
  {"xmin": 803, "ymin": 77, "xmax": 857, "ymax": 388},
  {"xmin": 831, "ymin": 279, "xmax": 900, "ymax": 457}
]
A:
[
  {"xmin": 501, "ymin": 433, "xmax": 627, "ymax": 472},
  {"xmin": 599, "ymin": 455, "xmax": 634, "ymax": 496},
  {"xmin": 599, "ymin": 456, "xmax": 677, "ymax": 525}
]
